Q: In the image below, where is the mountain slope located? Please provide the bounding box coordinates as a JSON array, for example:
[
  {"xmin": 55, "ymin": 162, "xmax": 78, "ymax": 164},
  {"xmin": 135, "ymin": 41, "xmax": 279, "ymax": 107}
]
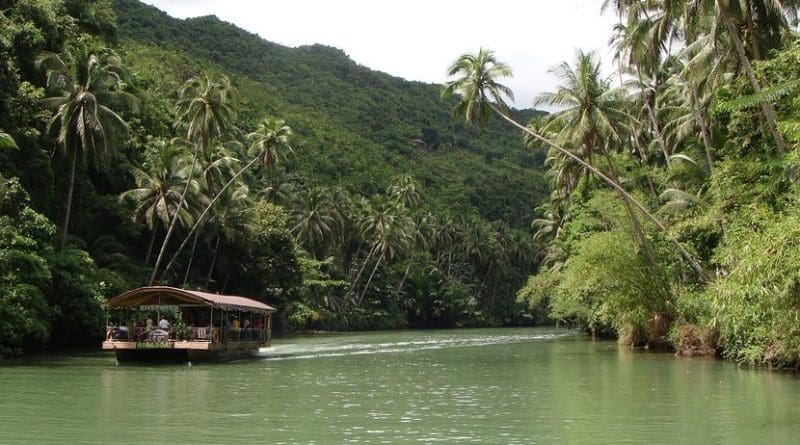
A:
[{"xmin": 112, "ymin": 0, "xmax": 548, "ymax": 227}]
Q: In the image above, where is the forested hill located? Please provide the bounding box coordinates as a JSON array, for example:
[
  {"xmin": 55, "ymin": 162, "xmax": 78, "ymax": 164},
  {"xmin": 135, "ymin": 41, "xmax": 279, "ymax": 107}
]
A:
[
  {"xmin": 112, "ymin": 0, "xmax": 548, "ymax": 225},
  {"xmin": 0, "ymin": 0, "xmax": 549, "ymax": 355}
]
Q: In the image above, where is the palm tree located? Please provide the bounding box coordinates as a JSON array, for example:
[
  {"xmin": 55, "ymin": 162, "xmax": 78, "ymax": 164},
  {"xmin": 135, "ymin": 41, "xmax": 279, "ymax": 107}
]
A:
[
  {"xmin": 175, "ymin": 75, "xmax": 237, "ymax": 149},
  {"xmin": 442, "ymin": 48, "xmax": 514, "ymax": 128},
  {"xmin": 291, "ymin": 186, "xmax": 341, "ymax": 259},
  {"xmin": 262, "ymin": 171, "xmax": 296, "ymax": 205},
  {"xmin": 536, "ymin": 50, "xmax": 629, "ymax": 163},
  {"xmin": 120, "ymin": 139, "xmax": 197, "ymax": 264},
  {"xmin": 684, "ymin": 0, "xmax": 790, "ymax": 153},
  {"xmin": 388, "ymin": 175, "xmax": 421, "ymax": 209},
  {"xmin": 353, "ymin": 195, "xmax": 411, "ymax": 306},
  {"xmin": 39, "ymin": 42, "xmax": 134, "ymax": 249},
  {"xmin": 443, "ymin": 49, "xmax": 707, "ymax": 280},
  {"xmin": 159, "ymin": 117, "xmax": 294, "ymax": 280},
  {"xmin": 203, "ymin": 183, "xmax": 250, "ymax": 286},
  {"xmin": 197, "ymin": 138, "xmax": 240, "ymax": 199},
  {"xmin": 150, "ymin": 75, "xmax": 237, "ymax": 284}
]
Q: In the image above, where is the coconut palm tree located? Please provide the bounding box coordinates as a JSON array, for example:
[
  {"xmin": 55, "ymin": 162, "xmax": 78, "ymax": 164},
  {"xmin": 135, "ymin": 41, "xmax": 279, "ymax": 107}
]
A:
[
  {"xmin": 442, "ymin": 48, "xmax": 515, "ymax": 128},
  {"xmin": 174, "ymin": 75, "xmax": 237, "ymax": 149},
  {"xmin": 120, "ymin": 139, "xmax": 200, "ymax": 264},
  {"xmin": 150, "ymin": 75, "xmax": 237, "ymax": 284},
  {"xmin": 291, "ymin": 186, "xmax": 341, "ymax": 259},
  {"xmin": 39, "ymin": 42, "xmax": 134, "ymax": 249},
  {"xmin": 159, "ymin": 117, "xmax": 294, "ymax": 280},
  {"xmin": 183, "ymin": 182, "xmax": 250, "ymax": 286},
  {"xmin": 354, "ymin": 196, "xmax": 412, "ymax": 306},
  {"xmin": 262, "ymin": 171, "xmax": 296, "ymax": 205},
  {"xmin": 536, "ymin": 50, "xmax": 630, "ymax": 163},
  {"xmin": 197, "ymin": 138, "xmax": 240, "ymax": 199},
  {"xmin": 443, "ymin": 49, "xmax": 707, "ymax": 280},
  {"xmin": 388, "ymin": 175, "xmax": 421, "ymax": 209}
]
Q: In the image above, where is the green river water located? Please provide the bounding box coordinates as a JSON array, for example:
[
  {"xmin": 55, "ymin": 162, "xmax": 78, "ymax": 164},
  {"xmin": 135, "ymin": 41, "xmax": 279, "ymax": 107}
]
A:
[{"xmin": 1, "ymin": 328, "xmax": 799, "ymax": 444}]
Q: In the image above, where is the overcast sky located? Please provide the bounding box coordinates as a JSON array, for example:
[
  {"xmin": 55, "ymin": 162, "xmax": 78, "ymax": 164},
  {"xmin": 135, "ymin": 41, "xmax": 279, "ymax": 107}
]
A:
[{"xmin": 142, "ymin": 0, "xmax": 619, "ymax": 109}]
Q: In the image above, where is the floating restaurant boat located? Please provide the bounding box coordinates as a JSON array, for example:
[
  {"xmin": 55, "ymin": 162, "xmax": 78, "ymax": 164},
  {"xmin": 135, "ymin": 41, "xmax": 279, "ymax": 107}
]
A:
[{"xmin": 102, "ymin": 286, "xmax": 276, "ymax": 362}]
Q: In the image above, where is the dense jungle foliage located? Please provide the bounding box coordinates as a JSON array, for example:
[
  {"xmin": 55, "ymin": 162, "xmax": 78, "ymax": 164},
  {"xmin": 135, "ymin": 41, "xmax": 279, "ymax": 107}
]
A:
[
  {"xmin": 4, "ymin": 0, "xmax": 800, "ymax": 372},
  {"xmin": 507, "ymin": 0, "xmax": 800, "ymax": 370},
  {"xmin": 0, "ymin": 0, "xmax": 549, "ymax": 356}
]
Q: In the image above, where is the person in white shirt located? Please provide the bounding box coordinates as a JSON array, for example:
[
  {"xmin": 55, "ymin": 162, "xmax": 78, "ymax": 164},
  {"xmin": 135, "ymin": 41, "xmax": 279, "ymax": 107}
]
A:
[{"xmin": 158, "ymin": 318, "xmax": 170, "ymax": 330}]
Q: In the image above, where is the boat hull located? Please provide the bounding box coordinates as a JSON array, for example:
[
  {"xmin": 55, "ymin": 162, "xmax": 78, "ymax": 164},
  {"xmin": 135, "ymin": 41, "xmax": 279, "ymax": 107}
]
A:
[{"xmin": 104, "ymin": 340, "xmax": 266, "ymax": 363}]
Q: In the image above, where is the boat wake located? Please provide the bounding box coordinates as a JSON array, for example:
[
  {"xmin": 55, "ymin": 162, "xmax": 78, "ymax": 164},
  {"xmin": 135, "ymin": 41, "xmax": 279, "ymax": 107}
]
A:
[{"xmin": 257, "ymin": 331, "xmax": 572, "ymax": 361}]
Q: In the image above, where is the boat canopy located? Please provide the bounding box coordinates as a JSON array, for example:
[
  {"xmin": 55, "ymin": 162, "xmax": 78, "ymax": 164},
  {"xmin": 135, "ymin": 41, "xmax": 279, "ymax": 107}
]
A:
[{"xmin": 104, "ymin": 286, "xmax": 277, "ymax": 314}]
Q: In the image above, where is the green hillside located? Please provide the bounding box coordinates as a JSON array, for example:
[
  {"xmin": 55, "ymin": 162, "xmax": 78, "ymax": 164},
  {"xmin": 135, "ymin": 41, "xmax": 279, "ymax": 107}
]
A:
[
  {"xmin": 0, "ymin": 0, "xmax": 548, "ymax": 355},
  {"xmin": 112, "ymin": 0, "xmax": 548, "ymax": 225}
]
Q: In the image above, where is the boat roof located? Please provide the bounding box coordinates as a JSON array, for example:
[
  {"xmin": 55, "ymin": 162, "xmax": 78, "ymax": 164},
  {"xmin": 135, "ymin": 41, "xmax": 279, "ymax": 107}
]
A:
[{"xmin": 104, "ymin": 286, "xmax": 277, "ymax": 314}]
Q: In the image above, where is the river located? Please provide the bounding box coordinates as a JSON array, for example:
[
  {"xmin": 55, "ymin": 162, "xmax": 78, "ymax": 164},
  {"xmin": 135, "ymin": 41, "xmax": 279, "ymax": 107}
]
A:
[{"xmin": 1, "ymin": 328, "xmax": 798, "ymax": 444}]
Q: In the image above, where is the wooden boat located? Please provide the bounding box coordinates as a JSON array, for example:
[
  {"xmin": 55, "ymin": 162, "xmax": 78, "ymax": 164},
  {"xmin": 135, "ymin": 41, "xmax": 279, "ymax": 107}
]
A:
[{"xmin": 102, "ymin": 286, "xmax": 276, "ymax": 363}]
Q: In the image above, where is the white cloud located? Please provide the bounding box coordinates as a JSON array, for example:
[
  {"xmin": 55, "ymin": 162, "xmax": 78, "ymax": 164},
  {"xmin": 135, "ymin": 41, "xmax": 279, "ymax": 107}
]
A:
[{"xmin": 142, "ymin": 0, "xmax": 619, "ymax": 108}]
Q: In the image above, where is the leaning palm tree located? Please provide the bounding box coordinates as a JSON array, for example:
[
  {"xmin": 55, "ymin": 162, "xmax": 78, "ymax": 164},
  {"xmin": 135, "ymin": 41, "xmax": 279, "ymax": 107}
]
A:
[
  {"xmin": 442, "ymin": 49, "xmax": 707, "ymax": 280},
  {"xmin": 120, "ymin": 139, "xmax": 197, "ymax": 264},
  {"xmin": 150, "ymin": 75, "xmax": 237, "ymax": 284},
  {"xmin": 536, "ymin": 50, "xmax": 629, "ymax": 164},
  {"xmin": 355, "ymin": 195, "xmax": 412, "ymax": 306},
  {"xmin": 158, "ymin": 117, "xmax": 294, "ymax": 280},
  {"xmin": 39, "ymin": 42, "xmax": 134, "ymax": 249}
]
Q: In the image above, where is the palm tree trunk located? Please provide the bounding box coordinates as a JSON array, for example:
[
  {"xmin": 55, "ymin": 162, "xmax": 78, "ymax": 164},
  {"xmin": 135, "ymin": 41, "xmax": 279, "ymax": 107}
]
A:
[
  {"xmin": 145, "ymin": 225, "xmax": 158, "ymax": 264},
  {"xmin": 743, "ymin": 0, "xmax": 762, "ymax": 60},
  {"xmin": 605, "ymin": 156, "xmax": 671, "ymax": 300},
  {"xmin": 397, "ymin": 262, "xmax": 411, "ymax": 293},
  {"xmin": 718, "ymin": 3, "xmax": 786, "ymax": 154},
  {"xmin": 629, "ymin": 124, "xmax": 659, "ymax": 197},
  {"xmin": 206, "ymin": 234, "xmax": 221, "ymax": 286},
  {"xmin": 358, "ymin": 254, "xmax": 383, "ymax": 307},
  {"xmin": 160, "ymin": 156, "xmax": 259, "ymax": 280},
  {"xmin": 182, "ymin": 230, "xmax": 201, "ymax": 286},
  {"xmin": 447, "ymin": 250, "xmax": 453, "ymax": 277},
  {"xmin": 691, "ymin": 89, "xmax": 715, "ymax": 173},
  {"xmin": 489, "ymin": 103, "xmax": 708, "ymax": 282},
  {"xmin": 56, "ymin": 149, "xmax": 79, "ymax": 250},
  {"xmin": 351, "ymin": 243, "xmax": 378, "ymax": 291},
  {"xmin": 150, "ymin": 151, "xmax": 199, "ymax": 284},
  {"xmin": 639, "ymin": 68, "xmax": 671, "ymax": 170}
]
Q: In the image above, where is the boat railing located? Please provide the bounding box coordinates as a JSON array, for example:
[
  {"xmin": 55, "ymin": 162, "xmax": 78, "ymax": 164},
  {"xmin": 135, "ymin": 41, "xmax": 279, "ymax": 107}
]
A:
[{"xmin": 105, "ymin": 325, "xmax": 268, "ymax": 343}]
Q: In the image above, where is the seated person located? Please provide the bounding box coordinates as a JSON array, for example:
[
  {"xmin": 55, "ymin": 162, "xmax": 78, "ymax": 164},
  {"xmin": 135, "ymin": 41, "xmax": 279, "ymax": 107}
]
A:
[
  {"xmin": 158, "ymin": 317, "xmax": 171, "ymax": 330},
  {"xmin": 117, "ymin": 323, "xmax": 130, "ymax": 340}
]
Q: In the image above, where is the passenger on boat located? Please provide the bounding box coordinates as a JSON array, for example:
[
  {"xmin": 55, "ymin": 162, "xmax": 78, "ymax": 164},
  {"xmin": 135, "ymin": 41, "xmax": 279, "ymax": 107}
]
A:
[
  {"xmin": 118, "ymin": 323, "xmax": 129, "ymax": 340},
  {"xmin": 159, "ymin": 317, "xmax": 171, "ymax": 330}
]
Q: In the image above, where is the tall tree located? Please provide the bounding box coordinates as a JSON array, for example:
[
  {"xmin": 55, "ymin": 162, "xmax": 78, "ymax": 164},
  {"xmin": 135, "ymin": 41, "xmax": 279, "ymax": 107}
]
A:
[
  {"xmin": 150, "ymin": 75, "xmax": 236, "ymax": 284},
  {"xmin": 291, "ymin": 186, "xmax": 340, "ymax": 259},
  {"xmin": 159, "ymin": 117, "xmax": 293, "ymax": 280},
  {"xmin": 39, "ymin": 42, "xmax": 133, "ymax": 249},
  {"xmin": 120, "ymin": 139, "xmax": 197, "ymax": 264},
  {"xmin": 443, "ymin": 49, "xmax": 707, "ymax": 280}
]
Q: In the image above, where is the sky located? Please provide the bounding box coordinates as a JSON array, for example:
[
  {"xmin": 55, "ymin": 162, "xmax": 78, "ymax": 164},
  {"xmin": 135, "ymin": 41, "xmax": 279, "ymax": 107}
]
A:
[{"xmin": 142, "ymin": 0, "xmax": 619, "ymax": 109}]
